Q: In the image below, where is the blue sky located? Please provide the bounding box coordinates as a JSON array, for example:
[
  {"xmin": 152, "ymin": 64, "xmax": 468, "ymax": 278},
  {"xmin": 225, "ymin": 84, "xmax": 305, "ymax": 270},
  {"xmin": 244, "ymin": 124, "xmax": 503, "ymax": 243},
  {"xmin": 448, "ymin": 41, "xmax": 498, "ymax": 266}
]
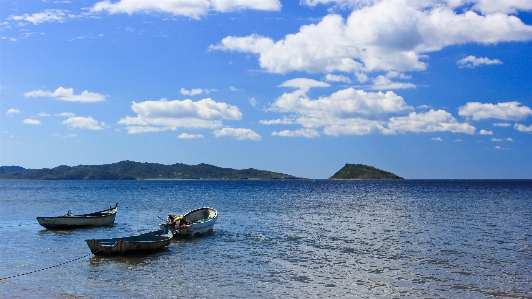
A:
[{"xmin": 1, "ymin": 0, "xmax": 532, "ymax": 179}]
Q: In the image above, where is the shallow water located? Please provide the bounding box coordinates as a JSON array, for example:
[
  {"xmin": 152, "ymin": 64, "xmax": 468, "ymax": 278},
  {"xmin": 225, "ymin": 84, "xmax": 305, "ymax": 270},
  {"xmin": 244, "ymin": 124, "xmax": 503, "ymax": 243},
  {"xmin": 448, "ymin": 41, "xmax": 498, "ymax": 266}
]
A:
[{"xmin": 0, "ymin": 180, "xmax": 531, "ymax": 298}]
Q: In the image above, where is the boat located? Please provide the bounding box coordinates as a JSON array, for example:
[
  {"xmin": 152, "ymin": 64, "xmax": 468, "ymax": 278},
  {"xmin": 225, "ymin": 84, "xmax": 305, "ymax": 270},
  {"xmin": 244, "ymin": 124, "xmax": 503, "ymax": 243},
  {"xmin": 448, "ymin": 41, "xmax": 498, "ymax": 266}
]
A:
[
  {"xmin": 85, "ymin": 229, "xmax": 173, "ymax": 256},
  {"xmin": 36, "ymin": 203, "xmax": 118, "ymax": 229},
  {"xmin": 160, "ymin": 207, "xmax": 218, "ymax": 237}
]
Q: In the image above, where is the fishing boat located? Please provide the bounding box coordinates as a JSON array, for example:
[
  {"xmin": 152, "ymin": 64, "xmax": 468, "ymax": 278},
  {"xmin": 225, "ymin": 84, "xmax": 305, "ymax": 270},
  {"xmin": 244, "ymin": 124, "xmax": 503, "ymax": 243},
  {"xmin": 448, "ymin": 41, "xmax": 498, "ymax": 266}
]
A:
[
  {"xmin": 160, "ymin": 207, "xmax": 218, "ymax": 237},
  {"xmin": 36, "ymin": 203, "xmax": 118, "ymax": 229},
  {"xmin": 85, "ymin": 229, "xmax": 173, "ymax": 256}
]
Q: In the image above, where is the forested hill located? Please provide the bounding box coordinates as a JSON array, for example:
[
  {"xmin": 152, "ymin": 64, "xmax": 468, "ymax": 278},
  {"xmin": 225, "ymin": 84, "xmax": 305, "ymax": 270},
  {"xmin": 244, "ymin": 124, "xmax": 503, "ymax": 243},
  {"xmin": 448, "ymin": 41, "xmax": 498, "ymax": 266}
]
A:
[
  {"xmin": 0, "ymin": 161, "xmax": 303, "ymax": 180},
  {"xmin": 329, "ymin": 164, "xmax": 403, "ymax": 180}
]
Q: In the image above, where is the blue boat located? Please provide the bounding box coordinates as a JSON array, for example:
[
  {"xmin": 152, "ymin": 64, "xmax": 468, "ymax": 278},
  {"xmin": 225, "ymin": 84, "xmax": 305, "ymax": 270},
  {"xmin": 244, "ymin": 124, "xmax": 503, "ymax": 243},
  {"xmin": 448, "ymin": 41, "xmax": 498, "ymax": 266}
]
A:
[{"xmin": 85, "ymin": 229, "xmax": 173, "ymax": 255}]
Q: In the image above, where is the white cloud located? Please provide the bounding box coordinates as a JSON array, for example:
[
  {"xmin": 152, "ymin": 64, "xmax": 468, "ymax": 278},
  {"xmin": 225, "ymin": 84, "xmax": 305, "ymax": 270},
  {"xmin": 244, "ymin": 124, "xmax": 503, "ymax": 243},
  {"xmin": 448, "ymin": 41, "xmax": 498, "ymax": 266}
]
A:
[
  {"xmin": 37, "ymin": 112, "xmax": 51, "ymax": 117},
  {"xmin": 91, "ymin": 0, "xmax": 280, "ymax": 19},
  {"xmin": 249, "ymin": 97, "xmax": 258, "ymax": 107},
  {"xmin": 279, "ymin": 78, "xmax": 330, "ymax": 92},
  {"xmin": 494, "ymin": 145, "xmax": 508, "ymax": 150},
  {"xmin": 23, "ymin": 119, "xmax": 41, "ymax": 125},
  {"xmin": 63, "ymin": 116, "xmax": 105, "ymax": 130},
  {"xmin": 180, "ymin": 88, "xmax": 204, "ymax": 96},
  {"xmin": 301, "ymin": 0, "xmax": 532, "ymax": 17},
  {"xmin": 371, "ymin": 75, "xmax": 416, "ymax": 90},
  {"xmin": 388, "ymin": 109, "xmax": 476, "ymax": 134},
  {"xmin": 514, "ymin": 123, "xmax": 532, "ymax": 132},
  {"xmin": 458, "ymin": 101, "xmax": 532, "ymax": 121},
  {"xmin": 259, "ymin": 118, "xmax": 295, "ymax": 125},
  {"xmin": 272, "ymin": 87, "xmax": 413, "ymax": 118},
  {"xmin": 479, "ymin": 129, "xmax": 493, "ymax": 135},
  {"xmin": 180, "ymin": 87, "xmax": 216, "ymax": 96},
  {"xmin": 118, "ymin": 98, "xmax": 242, "ymax": 134},
  {"xmin": 8, "ymin": 9, "xmax": 67, "ymax": 25},
  {"xmin": 492, "ymin": 137, "xmax": 513, "ymax": 142},
  {"xmin": 431, "ymin": 137, "xmax": 443, "ymax": 141},
  {"xmin": 56, "ymin": 112, "xmax": 76, "ymax": 117},
  {"xmin": 213, "ymin": 127, "xmax": 261, "ymax": 140},
  {"xmin": 6, "ymin": 108, "xmax": 21, "ymax": 116},
  {"xmin": 177, "ymin": 133, "xmax": 204, "ymax": 139},
  {"xmin": 272, "ymin": 128, "xmax": 320, "ymax": 138},
  {"xmin": 211, "ymin": 0, "xmax": 281, "ymax": 12},
  {"xmin": 493, "ymin": 122, "xmax": 511, "ymax": 127},
  {"xmin": 212, "ymin": 1, "xmax": 532, "ymax": 76},
  {"xmin": 24, "ymin": 87, "xmax": 106, "ymax": 102},
  {"xmin": 267, "ymin": 86, "xmax": 414, "ymax": 136},
  {"xmin": 325, "ymin": 74, "xmax": 351, "ymax": 83},
  {"xmin": 457, "ymin": 55, "xmax": 502, "ymax": 68},
  {"xmin": 471, "ymin": 0, "xmax": 532, "ymax": 14}
]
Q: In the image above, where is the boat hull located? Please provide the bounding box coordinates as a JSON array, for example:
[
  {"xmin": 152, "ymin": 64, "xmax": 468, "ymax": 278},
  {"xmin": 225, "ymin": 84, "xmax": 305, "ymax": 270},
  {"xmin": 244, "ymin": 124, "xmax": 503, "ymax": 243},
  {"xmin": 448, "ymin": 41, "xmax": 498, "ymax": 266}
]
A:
[
  {"xmin": 36, "ymin": 204, "xmax": 118, "ymax": 229},
  {"xmin": 86, "ymin": 229, "xmax": 172, "ymax": 256},
  {"xmin": 161, "ymin": 207, "xmax": 217, "ymax": 238}
]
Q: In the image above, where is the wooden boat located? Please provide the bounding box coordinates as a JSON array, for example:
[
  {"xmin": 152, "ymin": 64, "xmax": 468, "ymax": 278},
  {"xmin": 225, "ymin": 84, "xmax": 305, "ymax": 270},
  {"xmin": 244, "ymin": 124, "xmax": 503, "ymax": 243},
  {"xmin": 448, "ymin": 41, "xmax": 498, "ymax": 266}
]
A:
[
  {"xmin": 160, "ymin": 207, "xmax": 217, "ymax": 237},
  {"xmin": 36, "ymin": 203, "xmax": 118, "ymax": 229},
  {"xmin": 85, "ymin": 229, "xmax": 173, "ymax": 255}
]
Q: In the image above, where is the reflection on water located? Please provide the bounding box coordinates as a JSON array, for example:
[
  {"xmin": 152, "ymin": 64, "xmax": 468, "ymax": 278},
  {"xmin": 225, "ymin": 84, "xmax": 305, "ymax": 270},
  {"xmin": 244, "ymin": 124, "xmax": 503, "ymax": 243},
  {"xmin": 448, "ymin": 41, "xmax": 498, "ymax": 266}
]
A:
[{"xmin": 0, "ymin": 180, "xmax": 531, "ymax": 298}]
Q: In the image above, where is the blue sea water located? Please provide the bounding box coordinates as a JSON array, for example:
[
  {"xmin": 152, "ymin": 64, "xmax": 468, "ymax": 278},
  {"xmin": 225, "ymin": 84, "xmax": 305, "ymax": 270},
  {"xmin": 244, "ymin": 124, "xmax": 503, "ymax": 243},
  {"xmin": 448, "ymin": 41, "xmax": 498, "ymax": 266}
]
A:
[{"xmin": 0, "ymin": 180, "xmax": 530, "ymax": 298}]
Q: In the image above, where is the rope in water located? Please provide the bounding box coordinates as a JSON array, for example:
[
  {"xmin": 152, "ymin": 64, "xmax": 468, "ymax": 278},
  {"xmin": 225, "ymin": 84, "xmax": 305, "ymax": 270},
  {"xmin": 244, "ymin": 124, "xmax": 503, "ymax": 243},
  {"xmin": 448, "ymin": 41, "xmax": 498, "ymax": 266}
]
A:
[{"xmin": 0, "ymin": 247, "xmax": 106, "ymax": 281}]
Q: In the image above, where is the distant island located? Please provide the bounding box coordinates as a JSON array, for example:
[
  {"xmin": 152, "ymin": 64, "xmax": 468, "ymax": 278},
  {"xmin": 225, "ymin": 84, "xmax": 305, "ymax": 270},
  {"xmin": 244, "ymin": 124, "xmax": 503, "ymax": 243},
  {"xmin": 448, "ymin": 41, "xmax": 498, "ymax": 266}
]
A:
[
  {"xmin": 329, "ymin": 164, "xmax": 403, "ymax": 180},
  {"xmin": 0, "ymin": 160, "xmax": 304, "ymax": 180}
]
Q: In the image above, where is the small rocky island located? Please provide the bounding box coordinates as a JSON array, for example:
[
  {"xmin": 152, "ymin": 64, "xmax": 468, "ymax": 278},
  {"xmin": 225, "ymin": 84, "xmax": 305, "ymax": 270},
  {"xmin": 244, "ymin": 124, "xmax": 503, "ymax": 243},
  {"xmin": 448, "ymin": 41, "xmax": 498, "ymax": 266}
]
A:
[{"xmin": 329, "ymin": 163, "xmax": 403, "ymax": 180}]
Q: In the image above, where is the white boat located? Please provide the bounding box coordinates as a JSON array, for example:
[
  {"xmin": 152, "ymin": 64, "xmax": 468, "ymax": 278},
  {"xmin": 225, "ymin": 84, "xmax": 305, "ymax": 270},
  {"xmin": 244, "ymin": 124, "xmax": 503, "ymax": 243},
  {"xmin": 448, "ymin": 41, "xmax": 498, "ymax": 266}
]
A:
[
  {"xmin": 36, "ymin": 203, "xmax": 118, "ymax": 229},
  {"xmin": 160, "ymin": 207, "xmax": 217, "ymax": 237},
  {"xmin": 85, "ymin": 229, "xmax": 173, "ymax": 255}
]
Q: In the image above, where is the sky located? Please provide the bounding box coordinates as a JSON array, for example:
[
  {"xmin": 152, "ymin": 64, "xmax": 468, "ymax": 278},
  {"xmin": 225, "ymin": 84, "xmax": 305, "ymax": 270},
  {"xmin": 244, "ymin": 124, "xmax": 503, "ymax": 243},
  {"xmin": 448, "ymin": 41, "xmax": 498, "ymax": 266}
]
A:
[{"xmin": 1, "ymin": 0, "xmax": 532, "ymax": 179}]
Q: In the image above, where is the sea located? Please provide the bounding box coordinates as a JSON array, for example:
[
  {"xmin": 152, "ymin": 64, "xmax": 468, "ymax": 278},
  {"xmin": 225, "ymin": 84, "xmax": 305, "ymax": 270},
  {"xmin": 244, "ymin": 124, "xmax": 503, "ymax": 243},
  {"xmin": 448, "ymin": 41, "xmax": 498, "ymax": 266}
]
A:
[{"xmin": 0, "ymin": 180, "xmax": 530, "ymax": 299}]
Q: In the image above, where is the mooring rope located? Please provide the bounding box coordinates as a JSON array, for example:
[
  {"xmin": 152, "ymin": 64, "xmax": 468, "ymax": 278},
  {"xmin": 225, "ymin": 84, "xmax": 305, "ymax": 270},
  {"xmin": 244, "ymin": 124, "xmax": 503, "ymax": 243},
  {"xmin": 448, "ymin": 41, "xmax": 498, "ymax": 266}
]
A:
[{"xmin": 0, "ymin": 247, "xmax": 107, "ymax": 281}]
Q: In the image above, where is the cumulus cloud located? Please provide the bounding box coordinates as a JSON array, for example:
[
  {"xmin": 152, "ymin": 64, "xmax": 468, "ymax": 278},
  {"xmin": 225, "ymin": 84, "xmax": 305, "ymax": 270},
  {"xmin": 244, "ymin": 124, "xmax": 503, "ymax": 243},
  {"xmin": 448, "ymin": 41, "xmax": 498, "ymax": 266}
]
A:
[
  {"xmin": 272, "ymin": 128, "xmax": 320, "ymax": 138},
  {"xmin": 63, "ymin": 116, "xmax": 105, "ymax": 130},
  {"xmin": 212, "ymin": 0, "xmax": 532, "ymax": 76},
  {"xmin": 494, "ymin": 145, "xmax": 508, "ymax": 150},
  {"xmin": 91, "ymin": 0, "xmax": 280, "ymax": 19},
  {"xmin": 262, "ymin": 84, "xmax": 477, "ymax": 137},
  {"xmin": 6, "ymin": 108, "xmax": 21, "ymax": 116},
  {"xmin": 24, "ymin": 87, "xmax": 106, "ymax": 102},
  {"xmin": 23, "ymin": 119, "xmax": 41, "ymax": 125},
  {"xmin": 514, "ymin": 123, "xmax": 532, "ymax": 132},
  {"xmin": 271, "ymin": 86, "xmax": 413, "ymax": 120},
  {"xmin": 458, "ymin": 101, "xmax": 532, "ymax": 121},
  {"xmin": 457, "ymin": 55, "xmax": 502, "ymax": 68},
  {"xmin": 479, "ymin": 129, "xmax": 493, "ymax": 135},
  {"xmin": 177, "ymin": 133, "xmax": 204, "ymax": 139},
  {"xmin": 213, "ymin": 127, "xmax": 261, "ymax": 140},
  {"xmin": 118, "ymin": 98, "xmax": 242, "ymax": 134},
  {"xmin": 388, "ymin": 109, "xmax": 476, "ymax": 134},
  {"xmin": 431, "ymin": 137, "xmax": 443, "ymax": 141}
]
